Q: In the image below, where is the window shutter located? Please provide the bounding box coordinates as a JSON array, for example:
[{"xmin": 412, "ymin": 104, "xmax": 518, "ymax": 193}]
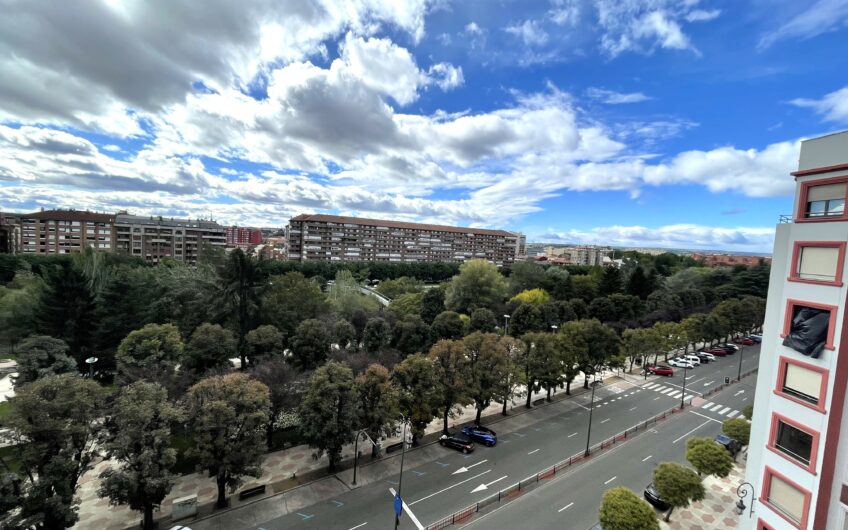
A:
[
  {"xmin": 807, "ymin": 183, "xmax": 847, "ymax": 202},
  {"xmin": 784, "ymin": 364, "xmax": 822, "ymax": 402},
  {"xmin": 769, "ymin": 475, "xmax": 805, "ymax": 524},
  {"xmin": 799, "ymin": 246, "xmax": 840, "ymax": 281}
]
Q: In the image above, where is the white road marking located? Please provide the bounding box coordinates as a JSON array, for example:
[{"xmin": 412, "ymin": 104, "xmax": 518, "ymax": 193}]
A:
[
  {"xmin": 654, "ymin": 397, "xmax": 661, "ymax": 401},
  {"xmin": 668, "ymin": 391, "xmax": 682, "ymax": 398},
  {"xmin": 672, "ymin": 420, "xmax": 712, "ymax": 444},
  {"xmin": 568, "ymin": 432, "xmax": 578, "ymax": 438},
  {"xmin": 471, "ymin": 475, "xmax": 508, "ymax": 493},
  {"xmin": 646, "ymin": 383, "xmax": 659, "ymax": 390},
  {"xmin": 629, "ymin": 407, "xmax": 638, "ymax": 411},
  {"xmin": 389, "ymin": 488, "xmax": 424, "ymax": 530},
  {"xmin": 452, "ymin": 459, "xmax": 488, "ymax": 475},
  {"xmin": 718, "ymin": 407, "xmax": 731, "ymax": 415},
  {"xmin": 408, "ymin": 470, "xmax": 491, "ymax": 506},
  {"xmin": 687, "ymin": 410, "xmax": 723, "ymax": 424},
  {"xmin": 642, "ymin": 455, "xmax": 652, "ymax": 462},
  {"xmin": 701, "ymin": 401, "xmax": 713, "ymax": 408},
  {"xmin": 710, "ymin": 404, "xmax": 723, "ymax": 412},
  {"xmin": 600, "ymin": 418, "xmax": 610, "ymax": 424},
  {"xmin": 661, "ymin": 388, "xmax": 674, "ymax": 395},
  {"xmin": 604, "ymin": 476, "xmax": 617, "ymax": 485},
  {"xmin": 348, "ymin": 524, "xmax": 368, "ymax": 530},
  {"xmin": 558, "ymin": 502, "xmax": 574, "ymax": 512},
  {"xmin": 527, "ymin": 449, "xmax": 540, "ymax": 455},
  {"xmin": 728, "ymin": 410, "xmax": 739, "ymax": 418},
  {"xmin": 704, "ymin": 380, "xmax": 715, "ymax": 387}
]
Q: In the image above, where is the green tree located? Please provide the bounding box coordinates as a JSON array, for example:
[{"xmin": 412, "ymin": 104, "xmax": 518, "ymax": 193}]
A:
[
  {"xmin": 299, "ymin": 361, "xmax": 357, "ymax": 471},
  {"xmin": 464, "ymin": 332, "xmax": 509, "ymax": 424},
  {"xmin": 722, "ymin": 418, "xmax": 751, "ymax": 446},
  {"xmin": 496, "ymin": 336, "xmax": 525, "ymax": 414},
  {"xmin": 510, "ymin": 288, "xmax": 551, "ymax": 306},
  {"xmin": 0, "ymin": 273, "xmax": 41, "ymax": 354},
  {"xmin": 217, "ymin": 248, "xmax": 266, "ymax": 369},
  {"xmin": 577, "ymin": 319, "xmax": 622, "ymax": 388},
  {"xmin": 183, "ymin": 323, "xmax": 237, "ymax": 373},
  {"xmin": 570, "ymin": 274, "xmax": 598, "ymax": 302},
  {"xmin": 375, "ymin": 276, "xmax": 424, "ymax": 298},
  {"xmin": 598, "ymin": 267, "xmax": 623, "ymax": 296},
  {"xmin": 652, "ymin": 462, "xmax": 705, "ymax": 522},
  {"xmin": 185, "ymin": 373, "xmax": 270, "ymax": 508},
  {"xmin": 445, "ymin": 259, "xmax": 507, "ymax": 314},
  {"xmin": 246, "ymin": 324, "xmax": 286, "ymax": 362},
  {"xmin": 327, "ymin": 270, "xmax": 380, "ymax": 318},
  {"xmin": 510, "ymin": 302, "xmax": 546, "ymax": 336},
  {"xmin": 626, "ymin": 266, "xmax": 655, "ymax": 299},
  {"xmin": 333, "ymin": 319, "xmax": 358, "ymax": 351},
  {"xmin": 469, "ymin": 307, "xmax": 497, "ymax": 333},
  {"xmin": 355, "ymin": 364, "xmax": 400, "ymax": 457},
  {"xmin": 429, "ymin": 340, "xmax": 471, "ymax": 434},
  {"xmin": 623, "ymin": 327, "xmax": 661, "ymax": 373},
  {"xmin": 4, "ymin": 374, "xmax": 105, "ymax": 529},
  {"xmin": 742, "ymin": 404, "xmax": 754, "ymax": 420},
  {"xmin": 291, "ymin": 319, "xmax": 332, "ymax": 370},
  {"xmin": 363, "ymin": 317, "xmax": 392, "ymax": 353},
  {"xmin": 392, "ymin": 315, "xmax": 430, "ymax": 356},
  {"xmin": 250, "ymin": 357, "xmax": 305, "ymax": 449},
  {"xmin": 541, "ymin": 266, "xmax": 571, "ymax": 300},
  {"xmin": 430, "ymin": 310, "xmax": 465, "ymax": 341},
  {"xmin": 116, "ymin": 323, "xmax": 185, "ymax": 389},
  {"xmin": 557, "ymin": 322, "xmax": 587, "ymax": 395},
  {"xmin": 420, "ymin": 287, "xmax": 446, "ymax": 323},
  {"xmin": 392, "ymin": 353, "xmax": 441, "ymax": 445},
  {"xmin": 507, "ymin": 261, "xmax": 547, "ymax": 296},
  {"xmin": 263, "ymin": 272, "xmax": 328, "ymax": 340},
  {"xmin": 388, "ymin": 292, "xmax": 423, "ymax": 319},
  {"xmin": 686, "ymin": 437, "xmax": 734, "ymax": 478},
  {"xmin": 13, "ymin": 335, "xmax": 77, "ymax": 387},
  {"xmin": 588, "ymin": 296, "xmax": 618, "ymax": 322},
  {"xmin": 38, "ymin": 260, "xmax": 98, "ymax": 370},
  {"xmin": 598, "ymin": 487, "xmax": 659, "ymax": 530},
  {"xmin": 98, "ymin": 382, "xmax": 182, "ymax": 530},
  {"xmin": 569, "ymin": 298, "xmax": 588, "ymax": 319}
]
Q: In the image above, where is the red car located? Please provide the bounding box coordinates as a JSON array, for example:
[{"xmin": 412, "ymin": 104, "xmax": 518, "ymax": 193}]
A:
[
  {"xmin": 733, "ymin": 337, "xmax": 755, "ymax": 346},
  {"xmin": 700, "ymin": 347, "xmax": 728, "ymax": 356},
  {"xmin": 646, "ymin": 364, "xmax": 674, "ymax": 376}
]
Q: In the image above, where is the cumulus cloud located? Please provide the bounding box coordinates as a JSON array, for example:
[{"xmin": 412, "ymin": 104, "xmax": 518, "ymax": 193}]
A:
[
  {"xmin": 790, "ymin": 86, "xmax": 848, "ymax": 124},
  {"xmin": 759, "ymin": 0, "xmax": 848, "ymax": 49},
  {"xmin": 685, "ymin": 9, "xmax": 721, "ymax": 22},
  {"xmin": 596, "ymin": 0, "xmax": 711, "ymax": 56},
  {"xmin": 505, "ymin": 20, "xmax": 550, "ymax": 46},
  {"xmin": 587, "ymin": 87, "xmax": 653, "ymax": 104}
]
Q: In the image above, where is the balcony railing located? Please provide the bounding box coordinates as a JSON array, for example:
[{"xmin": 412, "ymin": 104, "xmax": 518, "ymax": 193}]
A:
[{"xmin": 779, "ymin": 214, "xmax": 793, "ymax": 223}]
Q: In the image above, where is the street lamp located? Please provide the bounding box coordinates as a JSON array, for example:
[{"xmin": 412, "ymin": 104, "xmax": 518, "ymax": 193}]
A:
[
  {"xmin": 737, "ymin": 343, "xmax": 745, "ymax": 382},
  {"xmin": 352, "ymin": 430, "xmax": 378, "ymax": 486},
  {"xmin": 680, "ymin": 361, "xmax": 688, "ymax": 410},
  {"xmin": 394, "ymin": 416, "xmax": 410, "ymax": 530},
  {"xmin": 551, "ymin": 324, "xmax": 558, "ymax": 333},
  {"xmin": 503, "ymin": 314, "xmax": 510, "ymax": 336},
  {"xmin": 736, "ymin": 482, "xmax": 756, "ymax": 517},
  {"xmin": 85, "ymin": 357, "xmax": 98, "ymax": 379},
  {"xmin": 584, "ymin": 375, "xmax": 601, "ymax": 457}
]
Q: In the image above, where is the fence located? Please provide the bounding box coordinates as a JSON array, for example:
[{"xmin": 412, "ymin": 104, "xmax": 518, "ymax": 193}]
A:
[{"xmin": 425, "ymin": 367, "xmax": 758, "ymax": 530}]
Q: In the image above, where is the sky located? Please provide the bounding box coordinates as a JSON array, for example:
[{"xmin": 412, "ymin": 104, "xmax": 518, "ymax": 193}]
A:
[{"xmin": 1, "ymin": 0, "xmax": 847, "ymax": 254}]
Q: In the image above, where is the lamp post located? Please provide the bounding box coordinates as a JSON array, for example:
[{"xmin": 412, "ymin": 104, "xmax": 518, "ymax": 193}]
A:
[
  {"xmin": 503, "ymin": 314, "xmax": 510, "ymax": 336},
  {"xmin": 85, "ymin": 357, "xmax": 98, "ymax": 379},
  {"xmin": 737, "ymin": 343, "xmax": 745, "ymax": 382},
  {"xmin": 736, "ymin": 482, "xmax": 756, "ymax": 517},
  {"xmin": 551, "ymin": 325, "xmax": 558, "ymax": 333},
  {"xmin": 394, "ymin": 416, "xmax": 410, "ymax": 530},
  {"xmin": 584, "ymin": 375, "xmax": 600, "ymax": 457},
  {"xmin": 680, "ymin": 361, "xmax": 688, "ymax": 410},
  {"xmin": 352, "ymin": 430, "xmax": 378, "ymax": 486}
]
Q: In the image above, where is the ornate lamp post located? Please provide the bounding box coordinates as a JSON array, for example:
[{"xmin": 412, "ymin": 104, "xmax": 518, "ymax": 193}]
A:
[{"xmin": 736, "ymin": 482, "xmax": 756, "ymax": 517}]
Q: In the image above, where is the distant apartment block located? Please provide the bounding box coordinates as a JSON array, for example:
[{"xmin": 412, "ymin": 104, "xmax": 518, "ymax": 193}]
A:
[
  {"xmin": 225, "ymin": 225, "xmax": 262, "ymax": 247},
  {"xmin": 113, "ymin": 213, "xmax": 226, "ymax": 265},
  {"xmin": 259, "ymin": 235, "xmax": 286, "ymax": 261},
  {"xmin": 544, "ymin": 245, "xmax": 612, "ymax": 266},
  {"xmin": 0, "ymin": 215, "xmax": 19, "ymax": 254},
  {"xmin": 10, "ymin": 209, "xmax": 115, "ymax": 255},
  {"xmin": 286, "ymin": 214, "xmax": 525, "ymax": 265},
  {"xmin": 690, "ymin": 252, "xmax": 772, "ymax": 267}
]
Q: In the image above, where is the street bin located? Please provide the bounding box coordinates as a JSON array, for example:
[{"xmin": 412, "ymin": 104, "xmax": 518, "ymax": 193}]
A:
[{"xmin": 725, "ymin": 376, "xmax": 730, "ymax": 384}]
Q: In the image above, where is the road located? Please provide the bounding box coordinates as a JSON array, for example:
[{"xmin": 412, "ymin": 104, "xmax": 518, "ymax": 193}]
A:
[
  {"xmin": 459, "ymin": 373, "xmax": 758, "ymax": 530},
  {"xmin": 218, "ymin": 345, "xmax": 760, "ymax": 530}
]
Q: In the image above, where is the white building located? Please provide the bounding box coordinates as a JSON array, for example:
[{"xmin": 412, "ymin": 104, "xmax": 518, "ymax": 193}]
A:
[{"xmin": 744, "ymin": 130, "xmax": 848, "ymax": 530}]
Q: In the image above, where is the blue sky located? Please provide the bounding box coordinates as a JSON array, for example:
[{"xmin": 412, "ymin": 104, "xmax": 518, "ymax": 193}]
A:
[{"xmin": 1, "ymin": 0, "xmax": 847, "ymax": 253}]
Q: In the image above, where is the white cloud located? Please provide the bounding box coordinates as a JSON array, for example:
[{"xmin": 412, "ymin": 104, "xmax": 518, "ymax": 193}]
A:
[
  {"xmin": 759, "ymin": 0, "xmax": 848, "ymax": 49},
  {"xmin": 464, "ymin": 22, "xmax": 483, "ymax": 35},
  {"xmin": 339, "ymin": 33, "xmax": 425, "ymax": 106},
  {"xmin": 685, "ymin": 9, "xmax": 721, "ymax": 22},
  {"xmin": 542, "ymin": 224, "xmax": 776, "ymax": 253},
  {"xmin": 550, "ymin": 0, "xmax": 581, "ymax": 26},
  {"xmin": 505, "ymin": 20, "xmax": 550, "ymax": 46},
  {"xmin": 790, "ymin": 86, "xmax": 848, "ymax": 124},
  {"xmin": 587, "ymin": 87, "xmax": 653, "ymax": 104},
  {"xmin": 596, "ymin": 0, "xmax": 707, "ymax": 57},
  {"xmin": 427, "ymin": 63, "xmax": 465, "ymax": 91}
]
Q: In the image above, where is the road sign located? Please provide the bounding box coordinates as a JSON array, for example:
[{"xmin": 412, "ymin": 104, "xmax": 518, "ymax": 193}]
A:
[{"xmin": 394, "ymin": 494, "xmax": 403, "ymax": 516}]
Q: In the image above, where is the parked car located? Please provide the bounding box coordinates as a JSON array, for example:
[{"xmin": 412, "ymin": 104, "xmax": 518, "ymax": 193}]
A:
[
  {"xmin": 748, "ymin": 334, "xmax": 762, "ymax": 343},
  {"xmin": 715, "ymin": 434, "xmax": 742, "ymax": 457},
  {"xmin": 733, "ymin": 337, "xmax": 755, "ymax": 346},
  {"xmin": 643, "ymin": 483, "xmax": 670, "ymax": 510},
  {"xmin": 461, "ymin": 425, "xmax": 497, "ymax": 446},
  {"xmin": 695, "ymin": 352, "xmax": 715, "ymax": 363},
  {"xmin": 646, "ymin": 364, "xmax": 674, "ymax": 376},
  {"xmin": 682, "ymin": 355, "xmax": 701, "ymax": 366},
  {"xmin": 439, "ymin": 432, "xmax": 475, "ymax": 454},
  {"xmin": 668, "ymin": 358, "xmax": 694, "ymax": 369},
  {"xmin": 701, "ymin": 346, "xmax": 728, "ymax": 356}
]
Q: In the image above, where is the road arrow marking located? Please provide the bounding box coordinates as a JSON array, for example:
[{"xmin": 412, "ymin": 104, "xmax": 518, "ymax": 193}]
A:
[
  {"xmin": 296, "ymin": 513, "xmax": 314, "ymax": 520},
  {"xmin": 704, "ymin": 380, "xmax": 715, "ymax": 387},
  {"xmin": 471, "ymin": 475, "xmax": 508, "ymax": 493},
  {"xmin": 735, "ymin": 390, "xmax": 745, "ymax": 396},
  {"xmin": 452, "ymin": 459, "xmax": 488, "ymax": 475},
  {"xmin": 409, "ymin": 470, "xmax": 490, "ymax": 505},
  {"xmin": 332, "ymin": 500, "xmax": 344, "ymax": 507}
]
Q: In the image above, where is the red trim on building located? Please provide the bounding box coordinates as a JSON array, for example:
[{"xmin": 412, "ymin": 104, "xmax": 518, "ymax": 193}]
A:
[
  {"xmin": 781, "ymin": 299, "xmax": 838, "ymax": 350},
  {"xmin": 760, "ymin": 466, "xmax": 812, "ymax": 528},
  {"xmin": 774, "ymin": 356, "xmax": 829, "ymax": 413},
  {"xmin": 795, "ymin": 175, "xmax": 848, "ymax": 223},
  {"xmin": 792, "ymin": 162, "xmax": 848, "ymax": 177},
  {"xmin": 788, "ymin": 241, "xmax": 847, "ymax": 287},
  {"xmin": 757, "ymin": 519, "xmax": 776, "ymax": 530},
  {"xmin": 767, "ymin": 412, "xmax": 820, "ymax": 474}
]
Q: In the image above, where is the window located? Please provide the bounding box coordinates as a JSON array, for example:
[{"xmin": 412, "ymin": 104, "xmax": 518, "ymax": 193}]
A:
[
  {"xmin": 769, "ymin": 414, "xmax": 818, "ymax": 471},
  {"xmin": 782, "ymin": 300, "xmax": 837, "ymax": 356},
  {"xmin": 776, "ymin": 356, "xmax": 827, "ymax": 411},
  {"xmin": 762, "ymin": 469, "xmax": 810, "ymax": 527},
  {"xmin": 797, "ymin": 246, "xmax": 840, "ymax": 283},
  {"xmin": 806, "ymin": 183, "xmax": 846, "ymax": 218}
]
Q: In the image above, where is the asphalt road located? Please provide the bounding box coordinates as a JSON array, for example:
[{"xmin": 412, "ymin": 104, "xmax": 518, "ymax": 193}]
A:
[
  {"xmin": 458, "ymin": 372, "xmax": 758, "ymax": 530},
  {"xmin": 248, "ymin": 345, "xmax": 760, "ymax": 530}
]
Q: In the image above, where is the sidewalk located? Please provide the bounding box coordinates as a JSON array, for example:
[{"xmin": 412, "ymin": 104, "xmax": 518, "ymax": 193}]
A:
[{"xmin": 74, "ymin": 369, "xmax": 623, "ymax": 530}]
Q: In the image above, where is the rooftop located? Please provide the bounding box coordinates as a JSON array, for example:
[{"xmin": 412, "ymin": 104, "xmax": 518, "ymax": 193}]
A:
[
  {"xmin": 290, "ymin": 213, "xmax": 517, "ymax": 237},
  {"xmin": 18, "ymin": 209, "xmax": 115, "ymax": 223}
]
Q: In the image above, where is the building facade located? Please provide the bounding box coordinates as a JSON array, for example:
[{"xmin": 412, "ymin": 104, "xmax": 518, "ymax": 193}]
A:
[
  {"xmin": 114, "ymin": 213, "xmax": 226, "ymax": 265},
  {"xmin": 544, "ymin": 245, "xmax": 611, "ymax": 266},
  {"xmin": 286, "ymin": 214, "xmax": 524, "ymax": 265},
  {"xmin": 12, "ymin": 210, "xmax": 115, "ymax": 255},
  {"xmin": 0, "ymin": 215, "xmax": 19, "ymax": 254},
  {"xmin": 744, "ymin": 130, "xmax": 848, "ymax": 530},
  {"xmin": 225, "ymin": 226, "xmax": 262, "ymax": 247}
]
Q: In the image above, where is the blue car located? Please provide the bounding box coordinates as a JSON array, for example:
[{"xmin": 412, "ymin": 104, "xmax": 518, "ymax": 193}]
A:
[{"xmin": 461, "ymin": 425, "xmax": 497, "ymax": 446}]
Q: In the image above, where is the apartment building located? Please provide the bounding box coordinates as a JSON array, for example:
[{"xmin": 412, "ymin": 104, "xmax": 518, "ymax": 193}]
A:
[
  {"xmin": 286, "ymin": 214, "xmax": 525, "ymax": 265},
  {"xmin": 113, "ymin": 213, "xmax": 226, "ymax": 265},
  {"xmin": 225, "ymin": 226, "xmax": 262, "ymax": 247},
  {"xmin": 744, "ymin": 130, "xmax": 848, "ymax": 530},
  {"xmin": 13, "ymin": 209, "xmax": 115, "ymax": 255},
  {"xmin": 544, "ymin": 245, "xmax": 611, "ymax": 266},
  {"xmin": 0, "ymin": 215, "xmax": 19, "ymax": 254}
]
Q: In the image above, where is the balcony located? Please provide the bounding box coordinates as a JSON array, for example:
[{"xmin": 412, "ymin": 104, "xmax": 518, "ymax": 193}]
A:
[{"xmin": 779, "ymin": 214, "xmax": 793, "ymax": 223}]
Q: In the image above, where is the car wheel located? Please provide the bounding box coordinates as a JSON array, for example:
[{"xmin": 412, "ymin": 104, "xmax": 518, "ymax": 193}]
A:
[
  {"xmin": 440, "ymin": 440, "xmax": 446, "ymax": 447},
  {"xmin": 462, "ymin": 447, "xmax": 469, "ymax": 454}
]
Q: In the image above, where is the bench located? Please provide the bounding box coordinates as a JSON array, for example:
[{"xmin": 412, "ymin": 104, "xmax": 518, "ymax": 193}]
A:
[{"xmin": 238, "ymin": 484, "xmax": 266, "ymax": 500}]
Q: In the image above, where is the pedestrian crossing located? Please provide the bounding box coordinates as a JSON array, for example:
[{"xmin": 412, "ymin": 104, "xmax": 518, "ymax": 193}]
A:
[
  {"xmin": 698, "ymin": 401, "xmax": 741, "ymax": 418},
  {"xmin": 642, "ymin": 382, "xmax": 696, "ymax": 401}
]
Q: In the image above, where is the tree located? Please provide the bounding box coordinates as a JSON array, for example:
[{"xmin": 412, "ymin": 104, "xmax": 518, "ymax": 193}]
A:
[
  {"xmin": 185, "ymin": 373, "xmax": 270, "ymax": 508},
  {"xmin": 569, "ymin": 298, "xmax": 588, "ymax": 319},
  {"xmin": 333, "ymin": 319, "xmax": 357, "ymax": 351},
  {"xmin": 420, "ymin": 288, "xmax": 446, "ymax": 323},
  {"xmin": 464, "ymin": 333, "xmax": 509, "ymax": 423},
  {"xmin": 355, "ymin": 364, "xmax": 400, "ymax": 457},
  {"xmin": 588, "ymin": 296, "xmax": 618, "ymax": 322},
  {"xmin": 183, "ymin": 323, "xmax": 237, "ymax": 373},
  {"xmin": 722, "ymin": 418, "xmax": 751, "ymax": 446},
  {"xmin": 291, "ymin": 319, "xmax": 332, "ymax": 370},
  {"xmin": 578, "ymin": 319, "xmax": 621, "ymax": 388},
  {"xmin": 38, "ymin": 260, "xmax": 98, "ymax": 370},
  {"xmin": 541, "ymin": 266, "xmax": 571, "ymax": 300},
  {"xmin": 250, "ymin": 357, "xmax": 306, "ymax": 449},
  {"xmin": 507, "ymin": 261, "xmax": 546, "ymax": 296},
  {"xmin": 510, "ymin": 288, "xmax": 551, "ymax": 306},
  {"xmin": 245, "ymin": 325, "xmax": 286, "ymax": 362},
  {"xmin": 375, "ymin": 276, "xmax": 423, "ymax": 298},
  {"xmin": 94, "ymin": 266, "xmax": 151, "ymax": 371},
  {"xmin": 263, "ymin": 272, "xmax": 328, "ymax": 340},
  {"xmin": 13, "ymin": 335, "xmax": 77, "ymax": 387},
  {"xmin": 626, "ymin": 266, "xmax": 655, "ymax": 299},
  {"xmin": 598, "ymin": 267, "xmax": 623, "ymax": 296},
  {"xmin": 217, "ymin": 248, "xmax": 266, "ymax": 369},
  {"xmin": 116, "ymin": 323, "xmax": 185, "ymax": 390},
  {"xmin": 363, "ymin": 317, "xmax": 392, "ymax": 354},
  {"xmin": 4, "ymin": 375, "xmax": 105, "ymax": 529},
  {"xmin": 469, "ymin": 308, "xmax": 497, "ymax": 333},
  {"xmin": 388, "ymin": 292, "xmax": 423, "ymax": 319},
  {"xmin": 445, "ymin": 259, "xmax": 507, "ymax": 314},
  {"xmin": 556, "ymin": 322, "xmax": 586, "ymax": 395},
  {"xmin": 429, "ymin": 340, "xmax": 471, "ymax": 434},
  {"xmin": 598, "ymin": 487, "xmax": 659, "ymax": 530},
  {"xmin": 430, "ymin": 311, "xmax": 465, "ymax": 342},
  {"xmin": 652, "ymin": 462, "xmax": 705, "ymax": 522},
  {"xmin": 622, "ymin": 327, "xmax": 661, "ymax": 373},
  {"xmin": 98, "ymin": 382, "xmax": 182, "ymax": 530},
  {"xmin": 570, "ymin": 275, "xmax": 598, "ymax": 302},
  {"xmin": 496, "ymin": 336, "xmax": 525, "ymax": 414},
  {"xmin": 510, "ymin": 302, "xmax": 546, "ymax": 336},
  {"xmin": 393, "ymin": 353, "xmax": 441, "ymax": 445},
  {"xmin": 299, "ymin": 361, "xmax": 357, "ymax": 471},
  {"xmin": 327, "ymin": 270, "xmax": 380, "ymax": 318},
  {"xmin": 392, "ymin": 316, "xmax": 430, "ymax": 356},
  {"xmin": 686, "ymin": 437, "xmax": 734, "ymax": 478},
  {"xmin": 742, "ymin": 404, "xmax": 754, "ymax": 420}
]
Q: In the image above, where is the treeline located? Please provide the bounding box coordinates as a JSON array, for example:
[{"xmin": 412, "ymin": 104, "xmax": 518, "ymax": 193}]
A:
[{"xmin": 0, "ymin": 249, "xmax": 767, "ymax": 529}]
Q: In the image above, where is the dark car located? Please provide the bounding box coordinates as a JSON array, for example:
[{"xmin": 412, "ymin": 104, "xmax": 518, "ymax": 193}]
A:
[
  {"xmin": 439, "ymin": 432, "xmax": 475, "ymax": 454},
  {"xmin": 715, "ymin": 434, "xmax": 742, "ymax": 456},
  {"xmin": 733, "ymin": 337, "xmax": 755, "ymax": 346},
  {"xmin": 748, "ymin": 334, "xmax": 762, "ymax": 343},
  {"xmin": 694, "ymin": 352, "xmax": 713, "ymax": 363},
  {"xmin": 701, "ymin": 346, "xmax": 728, "ymax": 356},
  {"xmin": 461, "ymin": 425, "xmax": 497, "ymax": 446},
  {"xmin": 646, "ymin": 364, "xmax": 674, "ymax": 376},
  {"xmin": 643, "ymin": 483, "xmax": 670, "ymax": 510}
]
